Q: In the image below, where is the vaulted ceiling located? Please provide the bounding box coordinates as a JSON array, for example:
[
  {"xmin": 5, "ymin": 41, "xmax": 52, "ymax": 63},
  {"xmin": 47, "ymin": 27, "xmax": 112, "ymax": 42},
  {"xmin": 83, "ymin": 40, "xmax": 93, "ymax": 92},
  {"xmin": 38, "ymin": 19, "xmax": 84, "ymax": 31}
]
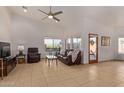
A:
[{"xmin": 7, "ymin": 6, "xmax": 124, "ymax": 28}]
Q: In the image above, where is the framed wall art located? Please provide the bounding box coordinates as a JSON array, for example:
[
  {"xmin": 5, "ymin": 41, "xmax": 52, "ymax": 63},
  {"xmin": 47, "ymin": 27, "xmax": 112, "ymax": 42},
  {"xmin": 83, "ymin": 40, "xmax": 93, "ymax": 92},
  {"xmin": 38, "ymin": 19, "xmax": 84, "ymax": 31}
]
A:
[{"xmin": 101, "ymin": 36, "xmax": 110, "ymax": 46}]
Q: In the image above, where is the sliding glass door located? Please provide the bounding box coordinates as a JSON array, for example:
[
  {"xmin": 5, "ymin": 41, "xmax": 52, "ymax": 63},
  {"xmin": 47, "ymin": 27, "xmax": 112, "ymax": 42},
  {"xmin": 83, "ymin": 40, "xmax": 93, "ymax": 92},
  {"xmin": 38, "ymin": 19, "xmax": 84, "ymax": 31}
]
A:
[{"xmin": 44, "ymin": 38, "xmax": 62, "ymax": 55}]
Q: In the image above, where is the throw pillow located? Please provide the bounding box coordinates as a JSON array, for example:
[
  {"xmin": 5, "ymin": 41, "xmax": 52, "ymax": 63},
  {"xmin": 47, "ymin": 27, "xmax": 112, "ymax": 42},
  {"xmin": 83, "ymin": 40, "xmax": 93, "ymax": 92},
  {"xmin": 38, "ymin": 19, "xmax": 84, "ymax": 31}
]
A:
[{"xmin": 67, "ymin": 51, "xmax": 73, "ymax": 56}]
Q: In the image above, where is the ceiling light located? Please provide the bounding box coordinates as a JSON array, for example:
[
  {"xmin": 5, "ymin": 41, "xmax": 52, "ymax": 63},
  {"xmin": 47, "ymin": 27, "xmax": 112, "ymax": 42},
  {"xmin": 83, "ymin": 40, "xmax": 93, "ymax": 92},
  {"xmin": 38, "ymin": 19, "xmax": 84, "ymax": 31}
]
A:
[
  {"xmin": 22, "ymin": 6, "xmax": 28, "ymax": 13},
  {"xmin": 48, "ymin": 15, "xmax": 53, "ymax": 19},
  {"xmin": 24, "ymin": 9, "xmax": 27, "ymax": 13},
  {"xmin": 55, "ymin": 20, "xmax": 58, "ymax": 23}
]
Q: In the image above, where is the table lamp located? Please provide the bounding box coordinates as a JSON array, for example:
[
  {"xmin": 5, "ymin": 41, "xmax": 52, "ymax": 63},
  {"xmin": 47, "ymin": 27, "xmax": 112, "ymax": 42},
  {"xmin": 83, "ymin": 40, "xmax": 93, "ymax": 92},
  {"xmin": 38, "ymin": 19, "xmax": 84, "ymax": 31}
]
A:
[{"xmin": 18, "ymin": 45, "xmax": 24, "ymax": 55}]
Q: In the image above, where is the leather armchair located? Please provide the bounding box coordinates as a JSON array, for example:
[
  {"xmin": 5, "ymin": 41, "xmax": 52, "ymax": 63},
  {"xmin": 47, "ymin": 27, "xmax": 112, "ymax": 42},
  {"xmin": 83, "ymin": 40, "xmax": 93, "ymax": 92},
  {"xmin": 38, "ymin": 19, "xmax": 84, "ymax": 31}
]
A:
[{"xmin": 27, "ymin": 48, "xmax": 41, "ymax": 63}]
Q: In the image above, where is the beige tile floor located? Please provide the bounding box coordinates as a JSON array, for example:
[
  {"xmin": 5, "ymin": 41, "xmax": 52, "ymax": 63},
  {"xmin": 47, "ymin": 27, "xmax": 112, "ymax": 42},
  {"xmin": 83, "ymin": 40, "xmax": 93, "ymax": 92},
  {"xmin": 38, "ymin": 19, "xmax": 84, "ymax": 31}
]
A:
[{"xmin": 1, "ymin": 60, "xmax": 124, "ymax": 87}]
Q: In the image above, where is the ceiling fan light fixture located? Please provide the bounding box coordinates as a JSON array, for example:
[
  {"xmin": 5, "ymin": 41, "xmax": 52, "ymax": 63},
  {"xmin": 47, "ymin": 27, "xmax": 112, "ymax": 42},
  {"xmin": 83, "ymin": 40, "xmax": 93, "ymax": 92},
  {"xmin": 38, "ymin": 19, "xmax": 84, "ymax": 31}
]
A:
[
  {"xmin": 23, "ymin": 6, "xmax": 28, "ymax": 13},
  {"xmin": 48, "ymin": 15, "xmax": 53, "ymax": 19},
  {"xmin": 24, "ymin": 9, "xmax": 27, "ymax": 13},
  {"xmin": 38, "ymin": 6, "xmax": 63, "ymax": 22}
]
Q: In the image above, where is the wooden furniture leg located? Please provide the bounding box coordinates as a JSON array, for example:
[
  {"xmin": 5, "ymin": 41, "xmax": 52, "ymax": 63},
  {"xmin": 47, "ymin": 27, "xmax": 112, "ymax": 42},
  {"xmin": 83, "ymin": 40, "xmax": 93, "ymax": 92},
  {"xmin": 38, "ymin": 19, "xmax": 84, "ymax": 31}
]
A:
[
  {"xmin": 56, "ymin": 59, "xmax": 58, "ymax": 65},
  {"xmin": 48, "ymin": 59, "xmax": 50, "ymax": 67},
  {"xmin": 0, "ymin": 58, "xmax": 3, "ymax": 80}
]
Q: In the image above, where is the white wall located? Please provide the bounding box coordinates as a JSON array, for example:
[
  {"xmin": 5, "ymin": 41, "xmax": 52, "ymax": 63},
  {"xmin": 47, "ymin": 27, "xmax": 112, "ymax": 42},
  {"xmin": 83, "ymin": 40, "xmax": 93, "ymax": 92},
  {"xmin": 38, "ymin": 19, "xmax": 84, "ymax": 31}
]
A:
[
  {"xmin": 65, "ymin": 18, "xmax": 115, "ymax": 64},
  {"xmin": 10, "ymin": 15, "xmax": 66, "ymax": 58},
  {"xmin": 0, "ymin": 7, "xmax": 11, "ymax": 42}
]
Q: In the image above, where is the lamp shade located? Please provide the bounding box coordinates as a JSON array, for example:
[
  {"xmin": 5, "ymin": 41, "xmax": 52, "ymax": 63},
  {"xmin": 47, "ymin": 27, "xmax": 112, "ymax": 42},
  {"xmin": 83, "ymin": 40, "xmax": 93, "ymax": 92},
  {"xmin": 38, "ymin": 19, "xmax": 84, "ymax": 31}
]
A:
[{"xmin": 18, "ymin": 45, "xmax": 24, "ymax": 51}]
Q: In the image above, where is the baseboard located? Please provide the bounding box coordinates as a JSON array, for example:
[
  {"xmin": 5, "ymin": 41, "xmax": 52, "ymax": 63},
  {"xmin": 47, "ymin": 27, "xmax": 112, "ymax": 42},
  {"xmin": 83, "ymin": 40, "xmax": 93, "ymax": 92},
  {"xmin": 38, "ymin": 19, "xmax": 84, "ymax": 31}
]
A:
[
  {"xmin": 99, "ymin": 59, "xmax": 115, "ymax": 62},
  {"xmin": 83, "ymin": 60, "xmax": 114, "ymax": 64},
  {"xmin": 83, "ymin": 62, "xmax": 89, "ymax": 65},
  {"xmin": 113, "ymin": 59, "xmax": 124, "ymax": 61}
]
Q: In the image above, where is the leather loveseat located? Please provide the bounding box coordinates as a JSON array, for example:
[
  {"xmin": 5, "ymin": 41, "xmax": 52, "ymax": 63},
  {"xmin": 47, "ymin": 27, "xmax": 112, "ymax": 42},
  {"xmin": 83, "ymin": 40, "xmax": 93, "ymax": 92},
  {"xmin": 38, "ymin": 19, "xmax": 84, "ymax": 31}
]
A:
[{"xmin": 57, "ymin": 49, "xmax": 81, "ymax": 66}]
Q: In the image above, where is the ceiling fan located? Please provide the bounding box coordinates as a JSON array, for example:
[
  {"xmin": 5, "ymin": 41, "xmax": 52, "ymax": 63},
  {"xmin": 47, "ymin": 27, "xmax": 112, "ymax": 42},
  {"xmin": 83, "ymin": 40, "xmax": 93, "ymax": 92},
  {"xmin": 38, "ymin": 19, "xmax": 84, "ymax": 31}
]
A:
[{"xmin": 38, "ymin": 6, "xmax": 63, "ymax": 22}]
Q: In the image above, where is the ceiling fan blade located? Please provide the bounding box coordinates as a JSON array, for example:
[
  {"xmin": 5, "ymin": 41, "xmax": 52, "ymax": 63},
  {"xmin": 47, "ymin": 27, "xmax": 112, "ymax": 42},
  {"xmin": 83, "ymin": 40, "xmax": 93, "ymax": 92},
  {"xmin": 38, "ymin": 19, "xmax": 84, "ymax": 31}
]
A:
[
  {"xmin": 38, "ymin": 9, "xmax": 48, "ymax": 15},
  {"xmin": 53, "ymin": 16, "xmax": 60, "ymax": 22},
  {"xmin": 53, "ymin": 11, "xmax": 63, "ymax": 16},
  {"xmin": 42, "ymin": 16, "xmax": 48, "ymax": 20}
]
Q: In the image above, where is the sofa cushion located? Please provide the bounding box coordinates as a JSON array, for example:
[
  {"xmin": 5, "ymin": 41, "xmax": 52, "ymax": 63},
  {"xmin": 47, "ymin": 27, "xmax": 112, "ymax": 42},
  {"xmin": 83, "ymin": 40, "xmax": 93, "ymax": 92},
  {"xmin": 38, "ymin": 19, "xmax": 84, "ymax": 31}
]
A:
[
  {"xmin": 74, "ymin": 49, "xmax": 80, "ymax": 55},
  {"xmin": 63, "ymin": 57, "xmax": 67, "ymax": 59},
  {"xmin": 71, "ymin": 50, "xmax": 80, "ymax": 63},
  {"xmin": 60, "ymin": 49, "xmax": 65, "ymax": 55},
  {"xmin": 58, "ymin": 54, "xmax": 61, "ymax": 57}
]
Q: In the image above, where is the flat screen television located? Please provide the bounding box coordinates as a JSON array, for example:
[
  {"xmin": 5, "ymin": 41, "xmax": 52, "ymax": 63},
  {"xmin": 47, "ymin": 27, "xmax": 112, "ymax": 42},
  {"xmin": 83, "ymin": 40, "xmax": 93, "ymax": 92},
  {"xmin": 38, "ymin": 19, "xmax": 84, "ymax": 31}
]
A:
[{"xmin": 0, "ymin": 42, "xmax": 11, "ymax": 58}]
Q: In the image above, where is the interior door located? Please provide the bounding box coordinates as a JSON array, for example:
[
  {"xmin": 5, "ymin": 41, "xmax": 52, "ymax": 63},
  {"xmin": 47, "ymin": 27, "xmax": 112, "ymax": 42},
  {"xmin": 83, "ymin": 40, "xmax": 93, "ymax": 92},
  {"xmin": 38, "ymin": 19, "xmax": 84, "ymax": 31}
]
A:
[{"xmin": 88, "ymin": 34, "xmax": 98, "ymax": 64}]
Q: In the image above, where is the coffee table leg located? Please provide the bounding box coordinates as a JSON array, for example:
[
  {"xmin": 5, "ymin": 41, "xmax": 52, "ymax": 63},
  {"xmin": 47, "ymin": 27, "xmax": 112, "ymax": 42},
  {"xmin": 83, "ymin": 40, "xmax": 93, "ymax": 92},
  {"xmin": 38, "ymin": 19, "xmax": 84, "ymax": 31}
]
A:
[
  {"xmin": 48, "ymin": 59, "xmax": 50, "ymax": 67},
  {"xmin": 46, "ymin": 57, "xmax": 48, "ymax": 62},
  {"xmin": 56, "ymin": 59, "xmax": 58, "ymax": 65},
  {"xmin": 45, "ymin": 57, "xmax": 47, "ymax": 62}
]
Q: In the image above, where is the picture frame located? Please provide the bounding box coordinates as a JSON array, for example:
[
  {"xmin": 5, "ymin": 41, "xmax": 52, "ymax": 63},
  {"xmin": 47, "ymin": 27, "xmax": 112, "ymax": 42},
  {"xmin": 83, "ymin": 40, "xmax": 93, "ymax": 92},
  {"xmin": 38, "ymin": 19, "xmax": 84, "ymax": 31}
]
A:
[{"xmin": 101, "ymin": 36, "xmax": 110, "ymax": 46}]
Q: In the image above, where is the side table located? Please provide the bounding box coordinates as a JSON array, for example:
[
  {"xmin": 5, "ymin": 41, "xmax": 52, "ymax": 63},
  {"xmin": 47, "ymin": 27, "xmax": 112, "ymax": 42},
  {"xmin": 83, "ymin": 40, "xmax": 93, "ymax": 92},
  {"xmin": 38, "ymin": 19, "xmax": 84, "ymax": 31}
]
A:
[{"xmin": 17, "ymin": 55, "xmax": 26, "ymax": 64}]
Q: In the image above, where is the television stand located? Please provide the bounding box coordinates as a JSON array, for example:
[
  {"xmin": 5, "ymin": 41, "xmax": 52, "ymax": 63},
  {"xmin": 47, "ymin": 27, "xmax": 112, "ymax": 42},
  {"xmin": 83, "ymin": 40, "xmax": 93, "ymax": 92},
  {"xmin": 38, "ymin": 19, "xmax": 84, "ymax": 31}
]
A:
[
  {"xmin": 0, "ymin": 56, "xmax": 16, "ymax": 77},
  {"xmin": 0, "ymin": 58, "xmax": 3, "ymax": 80}
]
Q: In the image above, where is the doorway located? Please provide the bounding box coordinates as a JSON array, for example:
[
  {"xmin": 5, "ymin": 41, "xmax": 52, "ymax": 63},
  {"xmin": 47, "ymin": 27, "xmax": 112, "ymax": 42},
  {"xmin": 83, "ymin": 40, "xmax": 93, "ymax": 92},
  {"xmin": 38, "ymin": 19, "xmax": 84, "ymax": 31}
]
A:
[{"xmin": 88, "ymin": 34, "xmax": 98, "ymax": 64}]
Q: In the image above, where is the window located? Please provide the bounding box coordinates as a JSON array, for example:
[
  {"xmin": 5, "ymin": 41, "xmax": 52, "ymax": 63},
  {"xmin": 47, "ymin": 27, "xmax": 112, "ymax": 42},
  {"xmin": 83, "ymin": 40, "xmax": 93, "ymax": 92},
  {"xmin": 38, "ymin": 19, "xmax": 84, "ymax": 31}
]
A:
[
  {"xmin": 72, "ymin": 37, "xmax": 81, "ymax": 49},
  {"xmin": 118, "ymin": 38, "xmax": 124, "ymax": 54},
  {"xmin": 66, "ymin": 38, "xmax": 71, "ymax": 49},
  {"xmin": 44, "ymin": 38, "xmax": 62, "ymax": 52}
]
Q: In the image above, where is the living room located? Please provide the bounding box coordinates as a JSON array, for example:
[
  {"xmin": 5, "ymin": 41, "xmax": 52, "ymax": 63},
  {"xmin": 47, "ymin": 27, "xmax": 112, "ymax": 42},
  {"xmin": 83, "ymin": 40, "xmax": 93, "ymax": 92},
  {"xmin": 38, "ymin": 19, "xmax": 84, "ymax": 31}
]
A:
[
  {"xmin": 0, "ymin": 6, "xmax": 116, "ymax": 62},
  {"xmin": 1, "ymin": 4, "xmax": 124, "ymax": 89}
]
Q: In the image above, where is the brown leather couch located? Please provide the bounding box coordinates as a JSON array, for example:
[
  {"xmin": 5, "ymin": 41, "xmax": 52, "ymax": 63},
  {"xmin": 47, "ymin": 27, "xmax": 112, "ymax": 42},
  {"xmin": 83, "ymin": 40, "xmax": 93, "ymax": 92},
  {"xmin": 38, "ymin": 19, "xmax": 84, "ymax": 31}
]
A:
[
  {"xmin": 57, "ymin": 49, "xmax": 81, "ymax": 66},
  {"xmin": 27, "ymin": 48, "xmax": 41, "ymax": 63}
]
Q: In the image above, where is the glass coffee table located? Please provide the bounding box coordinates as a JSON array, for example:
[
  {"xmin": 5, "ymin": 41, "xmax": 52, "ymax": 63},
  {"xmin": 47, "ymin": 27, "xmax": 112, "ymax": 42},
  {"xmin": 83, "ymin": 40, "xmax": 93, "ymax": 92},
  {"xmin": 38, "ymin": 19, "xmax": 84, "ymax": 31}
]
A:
[{"xmin": 46, "ymin": 55, "xmax": 58, "ymax": 66}]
